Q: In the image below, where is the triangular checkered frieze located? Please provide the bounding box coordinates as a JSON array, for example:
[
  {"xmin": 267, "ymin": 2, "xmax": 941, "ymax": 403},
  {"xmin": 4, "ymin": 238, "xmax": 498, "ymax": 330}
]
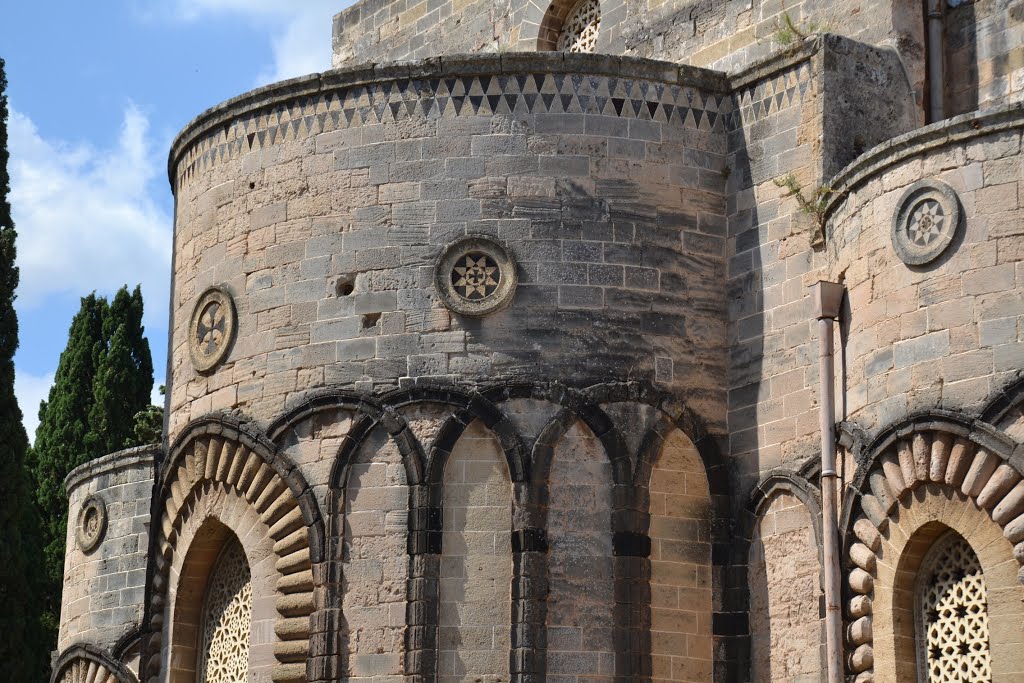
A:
[
  {"xmin": 727, "ymin": 60, "xmax": 815, "ymax": 131},
  {"xmin": 175, "ymin": 72, "xmax": 737, "ymax": 188}
]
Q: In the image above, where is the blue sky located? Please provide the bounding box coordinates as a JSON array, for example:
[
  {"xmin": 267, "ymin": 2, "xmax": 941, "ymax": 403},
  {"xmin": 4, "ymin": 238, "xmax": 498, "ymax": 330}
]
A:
[{"xmin": 2, "ymin": 1, "xmax": 352, "ymax": 440}]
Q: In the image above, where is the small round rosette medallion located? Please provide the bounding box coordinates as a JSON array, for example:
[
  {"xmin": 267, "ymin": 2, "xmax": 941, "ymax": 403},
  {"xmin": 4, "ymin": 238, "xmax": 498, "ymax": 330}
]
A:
[
  {"xmin": 77, "ymin": 494, "xmax": 107, "ymax": 554},
  {"xmin": 891, "ymin": 179, "xmax": 962, "ymax": 266},
  {"xmin": 435, "ymin": 236, "xmax": 518, "ymax": 317},
  {"xmin": 189, "ymin": 286, "xmax": 238, "ymax": 372}
]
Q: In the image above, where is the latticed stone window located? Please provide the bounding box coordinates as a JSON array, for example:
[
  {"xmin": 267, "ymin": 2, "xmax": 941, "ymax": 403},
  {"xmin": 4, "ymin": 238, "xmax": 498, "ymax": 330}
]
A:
[
  {"xmin": 556, "ymin": 0, "xmax": 601, "ymax": 53},
  {"xmin": 915, "ymin": 532, "xmax": 993, "ymax": 682},
  {"xmin": 197, "ymin": 539, "xmax": 252, "ymax": 683}
]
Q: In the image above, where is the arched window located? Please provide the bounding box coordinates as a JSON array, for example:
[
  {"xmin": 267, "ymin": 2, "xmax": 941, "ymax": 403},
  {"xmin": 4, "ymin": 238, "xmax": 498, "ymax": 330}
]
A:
[
  {"xmin": 538, "ymin": 0, "xmax": 601, "ymax": 53},
  {"xmin": 196, "ymin": 537, "xmax": 252, "ymax": 683},
  {"xmin": 914, "ymin": 531, "xmax": 992, "ymax": 682}
]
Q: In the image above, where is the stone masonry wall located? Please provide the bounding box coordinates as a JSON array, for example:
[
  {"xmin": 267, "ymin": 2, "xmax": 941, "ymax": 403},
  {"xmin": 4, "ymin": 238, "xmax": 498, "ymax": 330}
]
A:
[
  {"xmin": 946, "ymin": 0, "xmax": 1024, "ymax": 116},
  {"xmin": 726, "ymin": 47, "xmax": 828, "ymax": 490},
  {"xmin": 167, "ymin": 54, "xmax": 729, "ymax": 444},
  {"xmin": 438, "ymin": 420, "xmax": 513, "ymax": 682},
  {"xmin": 747, "ymin": 491, "xmax": 821, "ymax": 683},
  {"xmin": 331, "ymin": 0, "xmax": 900, "ymax": 77},
  {"xmin": 546, "ymin": 420, "xmax": 615, "ymax": 680},
  {"xmin": 726, "ymin": 38, "xmax": 917, "ymax": 491},
  {"xmin": 59, "ymin": 446, "xmax": 158, "ymax": 655},
  {"xmin": 332, "ymin": 0, "xmax": 1022, "ymax": 131},
  {"xmin": 649, "ymin": 428, "xmax": 713, "ymax": 682},
  {"xmin": 827, "ymin": 108, "xmax": 1024, "ymax": 434}
]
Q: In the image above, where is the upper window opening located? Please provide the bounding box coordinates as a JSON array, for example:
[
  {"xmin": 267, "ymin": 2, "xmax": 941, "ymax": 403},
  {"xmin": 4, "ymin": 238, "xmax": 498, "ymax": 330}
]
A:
[
  {"xmin": 557, "ymin": 0, "xmax": 601, "ymax": 53},
  {"xmin": 197, "ymin": 538, "xmax": 252, "ymax": 683},
  {"xmin": 914, "ymin": 531, "xmax": 992, "ymax": 682},
  {"xmin": 538, "ymin": 0, "xmax": 601, "ymax": 53}
]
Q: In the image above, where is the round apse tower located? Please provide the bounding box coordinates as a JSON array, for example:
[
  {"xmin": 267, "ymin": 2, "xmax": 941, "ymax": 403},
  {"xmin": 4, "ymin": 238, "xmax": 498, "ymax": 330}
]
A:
[{"xmin": 154, "ymin": 52, "xmax": 732, "ymax": 683}]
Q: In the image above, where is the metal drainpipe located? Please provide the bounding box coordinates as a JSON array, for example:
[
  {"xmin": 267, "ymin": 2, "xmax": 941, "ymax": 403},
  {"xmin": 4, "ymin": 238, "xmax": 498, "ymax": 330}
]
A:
[
  {"xmin": 927, "ymin": 0, "xmax": 946, "ymax": 122},
  {"xmin": 812, "ymin": 280, "xmax": 846, "ymax": 683}
]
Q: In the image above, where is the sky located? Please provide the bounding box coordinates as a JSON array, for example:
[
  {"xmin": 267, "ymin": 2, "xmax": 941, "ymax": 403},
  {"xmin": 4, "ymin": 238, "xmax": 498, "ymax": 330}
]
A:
[{"xmin": 1, "ymin": 0, "xmax": 353, "ymax": 441}]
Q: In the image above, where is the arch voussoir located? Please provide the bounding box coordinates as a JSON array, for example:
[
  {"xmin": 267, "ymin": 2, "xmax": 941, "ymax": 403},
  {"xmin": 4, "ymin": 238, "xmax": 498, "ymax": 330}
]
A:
[
  {"xmin": 143, "ymin": 417, "xmax": 322, "ymax": 683},
  {"xmin": 843, "ymin": 416, "xmax": 1024, "ymax": 681}
]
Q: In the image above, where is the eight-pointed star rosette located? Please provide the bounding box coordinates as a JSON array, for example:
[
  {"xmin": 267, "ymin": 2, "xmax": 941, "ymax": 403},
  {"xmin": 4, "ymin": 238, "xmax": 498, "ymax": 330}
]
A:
[
  {"xmin": 435, "ymin": 236, "xmax": 518, "ymax": 317},
  {"xmin": 188, "ymin": 286, "xmax": 238, "ymax": 372},
  {"xmin": 891, "ymin": 179, "xmax": 962, "ymax": 266},
  {"xmin": 452, "ymin": 252, "xmax": 501, "ymax": 300}
]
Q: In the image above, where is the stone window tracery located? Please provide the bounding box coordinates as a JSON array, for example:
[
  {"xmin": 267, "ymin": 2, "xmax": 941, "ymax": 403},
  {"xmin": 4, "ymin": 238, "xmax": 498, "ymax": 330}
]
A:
[
  {"xmin": 556, "ymin": 0, "xmax": 601, "ymax": 53},
  {"xmin": 197, "ymin": 539, "xmax": 252, "ymax": 683},
  {"xmin": 915, "ymin": 532, "xmax": 992, "ymax": 683}
]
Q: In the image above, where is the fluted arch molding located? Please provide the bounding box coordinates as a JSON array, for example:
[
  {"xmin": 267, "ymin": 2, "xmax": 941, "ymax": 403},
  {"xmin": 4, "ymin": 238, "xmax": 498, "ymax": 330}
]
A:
[
  {"xmin": 51, "ymin": 644, "xmax": 136, "ymax": 683},
  {"xmin": 142, "ymin": 414, "xmax": 324, "ymax": 683},
  {"xmin": 839, "ymin": 411, "xmax": 1024, "ymax": 679}
]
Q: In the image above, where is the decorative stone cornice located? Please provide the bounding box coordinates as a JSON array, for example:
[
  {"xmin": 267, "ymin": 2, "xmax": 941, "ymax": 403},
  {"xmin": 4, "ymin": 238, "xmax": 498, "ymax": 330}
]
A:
[
  {"xmin": 168, "ymin": 51, "xmax": 729, "ymax": 187},
  {"xmin": 64, "ymin": 443, "xmax": 160, "ymax": 497},
  {"xmin": 824, "ymin": 101, "xmax": 1024, "ymax": 218}
]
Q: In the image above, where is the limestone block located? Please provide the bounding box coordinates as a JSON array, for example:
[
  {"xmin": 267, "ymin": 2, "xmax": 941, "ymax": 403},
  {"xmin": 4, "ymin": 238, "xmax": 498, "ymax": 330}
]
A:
[
  {"xmin": 849, "ymin": 543, "xmax": 877, "ymax": 573},
  {"xmin": 849, "ymin": 568, "xmax": 874, "ymax": 595},
  {"xmin": 897, "ymin": 440, "xmax": 919, "ymax": 491},
  {"xmin": 853, "ymin": 517, "xmax": 881, "ymax": 552},
  {"xmin": 993, "ymin": 480, "xmax": 1024, "ymax": 526},
  {"xmin": 977, "ymin": 463, "xmax": 1021, "ymax": 510},
  {"xmin": 847, "ymin": 616, "xmax": 873, "ymax": 646},
  {"xmin": 849, "ymin": 644, "xmax": 874, "ymax": 673},
  {"xmin": 929, "ymin": 433, "xmax": 954, "ymax": 483},
  {"xmin": 962, "ymin": 448, "xmax": 1000, "ymax": 498},
  {"xmin": 912, "ymin": 432, "xmax": 931, "ymax": 484},
  {"xmin": 880, "ymin": 452, "xmax": 907, "ymax": 499},
  {"xmin": 848, "ymin": 595, "xmax": 872, "ymax": 618},
  {"xmin": 944, "ymin": 438, "xmax": 976, "ymax": 488}
]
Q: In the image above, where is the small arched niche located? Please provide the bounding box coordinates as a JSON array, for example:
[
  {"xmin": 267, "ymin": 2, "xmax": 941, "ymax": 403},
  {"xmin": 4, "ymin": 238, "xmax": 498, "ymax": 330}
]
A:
[
  {"xmin": 648, "ymin": 428, "xmax": 712, "ymax": 682},
  {"xmin": 538, "ymin": 0, "xmax": 602, "ymax": 53}
]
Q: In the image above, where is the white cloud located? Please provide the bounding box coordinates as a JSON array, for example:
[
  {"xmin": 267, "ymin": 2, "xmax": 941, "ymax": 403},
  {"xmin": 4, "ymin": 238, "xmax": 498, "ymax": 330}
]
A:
[
  {"xmin": 170, "ymin": 1, "xmax": 345, "ymax": 85},
  {"xmin": 7, "ymin": 104, "xmax": 171, "ymax": 331},
  {"xmin": 15, "ymin": 370, "xmax": 54, "ymax": 444}
]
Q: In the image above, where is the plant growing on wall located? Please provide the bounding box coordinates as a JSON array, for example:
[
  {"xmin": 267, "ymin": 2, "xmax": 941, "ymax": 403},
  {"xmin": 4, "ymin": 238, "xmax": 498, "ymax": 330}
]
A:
[
  {"xmin": 771, "ymin": 10, "xmax": 835, "ymax": 48},
  {"xmin": 774, "ymin": 173, "xmax": 833, "ymax": 246}
]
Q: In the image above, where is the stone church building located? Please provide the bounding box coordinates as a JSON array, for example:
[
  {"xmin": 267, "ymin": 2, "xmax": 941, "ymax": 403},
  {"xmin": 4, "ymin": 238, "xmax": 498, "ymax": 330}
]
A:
[{"xmin": 54, "ymin": 0, "xmax": 1023, "ymax": 681}]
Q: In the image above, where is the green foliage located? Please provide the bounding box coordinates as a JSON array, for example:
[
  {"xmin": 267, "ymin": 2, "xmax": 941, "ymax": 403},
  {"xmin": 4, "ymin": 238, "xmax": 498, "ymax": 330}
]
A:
[
  {"xmin": 30, "ymin": 285, "xmax": 155, "ymax": 661},
  {"xmin": 771, "ymin": 11, "xmax": 832, "ymax": 47},
  {"xmin": 129, "ymin": 404, "xmax": 164, "ymax": 448},
  {"xmin": 0, "ymin": 57, "xmax": 49, "ymax": 682},
  {"xmin": 773, "ymin": 173, "xmax": 834, "ymax": 245},
  {"xmin": 89, "ymin": 285, "xmax": 154, "ymax": 454}
]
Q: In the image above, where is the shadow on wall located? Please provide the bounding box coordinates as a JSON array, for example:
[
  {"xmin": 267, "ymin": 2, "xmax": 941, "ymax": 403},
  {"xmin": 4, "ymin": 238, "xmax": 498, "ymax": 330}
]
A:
[
  {"xmin": 747, "ymin": 491, "xmax": 824, "ymax": 682},
  {"xmin": 942, "ymin": 0, "xmax": 979, "ymax": 117},
  {"xmin": 894, "ymin": 0, "xmax": 980, "ymax": 123}
]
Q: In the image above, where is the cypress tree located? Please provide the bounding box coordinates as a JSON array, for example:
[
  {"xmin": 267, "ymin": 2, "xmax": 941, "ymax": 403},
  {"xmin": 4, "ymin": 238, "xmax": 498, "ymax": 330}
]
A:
[
  {"xmin": 88, "ymin": 285, "xmax": 154, "ymax": 453},
  {"xmin": 31, "ymin": 293, "xmax": 107, "ymax": 640},
  {"xmin": 32, "ymin": 285, "xmax": 156, "ymax": 652},
  {"xmin": 0, "ymin": 57, "xmax": 48, "ymax": 681}
]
